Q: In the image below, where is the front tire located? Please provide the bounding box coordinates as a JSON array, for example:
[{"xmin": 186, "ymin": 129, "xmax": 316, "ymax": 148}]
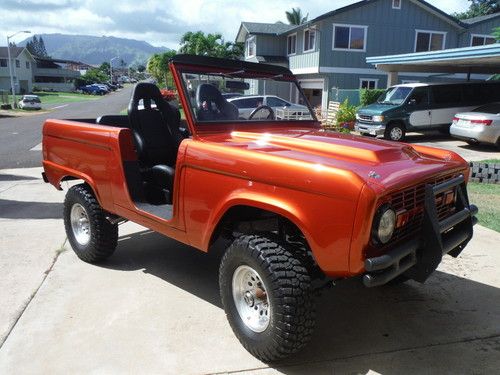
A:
[
  {"xmin": 384, "ymin": 122, "xmax": 406, "ymax": 141},
  {"xmin": 64, "ymin": 184, "xmax": 118, "ymax": 263},
  {"xmin": 219, "ymin": 235, "xmax": 315, "ymax": 362}
]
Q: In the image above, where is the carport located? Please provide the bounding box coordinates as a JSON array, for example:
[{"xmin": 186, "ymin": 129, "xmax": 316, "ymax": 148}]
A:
[{"xmin": 367, "ymin": 43, "xmax": 500, "ymax": 87}]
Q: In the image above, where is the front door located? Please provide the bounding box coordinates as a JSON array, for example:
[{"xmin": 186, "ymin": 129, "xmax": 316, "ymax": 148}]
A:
[{"xmin": 407, "ymin": 87, "xmax": 431, "ymax": 127}]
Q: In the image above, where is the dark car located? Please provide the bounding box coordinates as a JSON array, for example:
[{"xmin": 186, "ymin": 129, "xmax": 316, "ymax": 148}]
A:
[{"xmin": 79, "ymin": 85, "xmax": 107, "ymax": 95}]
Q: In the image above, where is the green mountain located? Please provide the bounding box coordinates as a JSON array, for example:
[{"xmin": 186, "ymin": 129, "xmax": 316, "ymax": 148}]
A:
[{"xmin": 19, "ymin": 33, "xmax": 170, "ymax": 66}]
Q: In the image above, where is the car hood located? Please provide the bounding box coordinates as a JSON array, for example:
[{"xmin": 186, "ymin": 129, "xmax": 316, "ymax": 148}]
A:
[
  {"xmin": 200, "ymin": 128, "xmax": 467, "ymax": 193},
  {"xmin": 357, "ymin": 103, "xmax": 399, "ymax": 116}
]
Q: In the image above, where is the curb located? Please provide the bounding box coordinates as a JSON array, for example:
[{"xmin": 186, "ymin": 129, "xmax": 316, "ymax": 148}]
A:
[{"xmin": 469, "ymin": 162, "xmax": 500, "ymax": 184}]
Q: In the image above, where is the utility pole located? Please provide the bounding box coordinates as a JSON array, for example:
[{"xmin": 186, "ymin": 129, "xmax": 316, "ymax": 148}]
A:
[
  {"xmin": 7, "ymin": 30, "xmax": 30, "ymax": 108},
  {"xmin": 110, "ymin": 56, "xmax": 119, "ymax": 84}
]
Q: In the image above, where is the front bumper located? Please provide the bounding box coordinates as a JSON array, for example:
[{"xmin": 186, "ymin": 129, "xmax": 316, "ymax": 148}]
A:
[
  {"xmin": 355, "ymin": 122, "xmax": 386, "ymax": 136},
  {"xmin": 363, "ymin": 174, "xmax": 477, "ymax": 287}
]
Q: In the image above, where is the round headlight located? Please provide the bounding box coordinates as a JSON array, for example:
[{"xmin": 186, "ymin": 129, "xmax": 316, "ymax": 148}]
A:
[{"xmin": 374, "ymin": 205, "xmax": 396, "ymax": 244}]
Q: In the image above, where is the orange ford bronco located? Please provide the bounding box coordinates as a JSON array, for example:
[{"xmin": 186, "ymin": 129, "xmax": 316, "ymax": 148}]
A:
[{"xmin": 42, "ymin": 55, "xmax": 478, "ymax": 361}]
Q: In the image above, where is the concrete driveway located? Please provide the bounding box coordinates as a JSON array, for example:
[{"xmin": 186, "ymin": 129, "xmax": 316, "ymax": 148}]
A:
[
  {"xmin": 1, "ymin": 168, "xmax": 499, "ymax": 374},
  {"xmin": 405, "ymin": 131, "xmax": 500, "ymax": 162}
]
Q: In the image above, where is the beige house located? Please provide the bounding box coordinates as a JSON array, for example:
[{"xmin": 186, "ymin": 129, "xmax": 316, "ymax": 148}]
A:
[{"xmin": 0, "ymin": 47, "xmax": 36, "ymax": 94}]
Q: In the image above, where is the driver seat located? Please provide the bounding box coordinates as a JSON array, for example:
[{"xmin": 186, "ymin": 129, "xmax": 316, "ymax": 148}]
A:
[
  {"xmin": 128, "ymin": 83, "xmax": 183, "ymax": 204},
  {"xmin": 196, "ymin": 83, "xmax": 238, "ymax": 121}
]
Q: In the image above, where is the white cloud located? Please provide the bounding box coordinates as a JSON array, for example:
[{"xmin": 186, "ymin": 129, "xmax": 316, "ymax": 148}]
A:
[{"xmin": 0, "ymin": 0, "xmax": 472, "ymax": 49}]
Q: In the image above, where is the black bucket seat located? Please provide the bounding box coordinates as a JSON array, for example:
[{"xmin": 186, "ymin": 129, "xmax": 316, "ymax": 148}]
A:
[{"xmin": 128, "ymin": 83, "xmax": 183, "ymax": 204}]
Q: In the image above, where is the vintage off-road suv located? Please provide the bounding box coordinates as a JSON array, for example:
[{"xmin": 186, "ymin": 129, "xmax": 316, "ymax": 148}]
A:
[{"xmin": 42, "ymin": 55, "xmax": 478, "ymax": 362}]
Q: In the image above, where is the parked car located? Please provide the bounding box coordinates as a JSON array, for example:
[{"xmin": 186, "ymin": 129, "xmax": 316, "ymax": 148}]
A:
[
  {"xmin": 91, "ymin": 83, "xmax": 109, "ymax": 93},
  {"xmin": 228, "ymin": 95, "xmax": 310, "ymax": 119},
  {"xmin": 221, "ymin": 92, "xmax": 243, "ymax": 100},
  {"xmin": 42, "ymin": 55, "xmax": 478, "ymax": 362},
  {"xmin": 355, "ymin": 81, "xmax": 500, "ymax": 141},
  {"xmin": 78, "ymin": 84, "xmax": 107, "ymax": 95},
  {"xmin": 450, "ymin": 102, "xmax": 500, "ymax": 148},
  {"xmin": 18, "ymin": 95, "xmax": 41, "ymax": 110}
]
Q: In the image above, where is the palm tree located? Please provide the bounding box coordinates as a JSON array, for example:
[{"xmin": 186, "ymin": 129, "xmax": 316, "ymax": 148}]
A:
[{"xmin": 286, "ymin": 8, "xmax": 308, "ymax": 25}]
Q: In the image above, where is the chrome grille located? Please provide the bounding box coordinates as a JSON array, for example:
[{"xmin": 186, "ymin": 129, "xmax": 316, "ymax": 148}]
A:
[{"xmin": 358, "ymin": 115, "xmax": 372, "ymax": 122}]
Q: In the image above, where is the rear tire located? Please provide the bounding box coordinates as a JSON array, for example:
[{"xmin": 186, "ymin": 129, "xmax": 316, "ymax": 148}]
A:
[
  {"xmin": 219, "ymin": 235, "xmax": 315, "ymax": 362},
  {"xmin": 64, "ymin": 184, "xmax": 118, "ymax": 263},
  {"xmin": 384, "ymin": 123, "xmax": 406, "ymax": 141}
]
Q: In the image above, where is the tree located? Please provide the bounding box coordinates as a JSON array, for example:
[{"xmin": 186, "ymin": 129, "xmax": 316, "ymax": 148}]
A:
[
  {"xmin": 453, "ymin": 0, "xmax": 499, "ymax": 19},
  {"xmin": 26, "ymin": 35, "xmax": 49, "ymax": 57},
  {"xmin": 493, "ymin": 26, "xmax": 500, "ymax": 40},
  {"xmin": 179, "ymin": 31, "xmax": 243, "ymax": 59},
  {"xmin": 285, "ymin": 7, "xmax": 308, "ymax": 25},
  {"xmin": 147, "ymin": 50, "xmax": 177, "ymax": 87},
  {"xmin": 75, "ymin": 68, "xmax": 109, "ymax": 86}
]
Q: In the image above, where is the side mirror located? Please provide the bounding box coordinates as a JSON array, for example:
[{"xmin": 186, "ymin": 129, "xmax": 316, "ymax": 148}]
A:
[{"xmin": 408, "ymin": 98, "xmax": 417, "ymax": 105}]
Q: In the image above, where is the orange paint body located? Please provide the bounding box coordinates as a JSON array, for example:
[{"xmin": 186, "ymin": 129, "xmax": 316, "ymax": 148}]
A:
[{"xmin": 42, "ymin": 58, "xmax": 469, "ymax": 278}]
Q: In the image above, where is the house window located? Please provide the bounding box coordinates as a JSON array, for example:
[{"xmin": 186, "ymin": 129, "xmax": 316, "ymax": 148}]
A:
[
  {"xmin": 26, "ymin": 61, "xmax": 30, "ymax": 69},
  {"xmin": 471, "ymin": 34, "xmax": 496, "ymax": 46},
  {"xmin": 360, "ymin": 78, "xmax": 377, "ymax": 89},
  {"xmin": 333, "ymin": 24, "xmax": 368, "ymax": 51},
  {"xmin": 287, "ymin": 33, "xmax": 297, "ymax": 55},
  {"xmin": 303, "ymin": 28, "xmax": 316, "ymax": 52},
  {"xmin": 246, "ymin": 36, "xmax": 256, "ymax": 58},
  {"xmin": 16, "ymin": 59, "xmax": 20, "ymax": 68},
  {"xmin": 392, "ymin": 0, "xmax": 401, "ymax": 9},
  {"xmin": 415, "ymin": 30, "xmax": 446, "ymax": 52},
  {"xmin": 0, "ymin": 59, "xmax": 7, "ymax": 67}
]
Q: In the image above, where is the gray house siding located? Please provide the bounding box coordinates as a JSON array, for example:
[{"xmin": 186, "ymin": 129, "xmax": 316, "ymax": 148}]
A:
[
  {"xmin": 459, "ymin": 19, "xmax": 499, "ymax": 47},
  {"xmin": 315, "ymin": 0, "xmax": 461, "ymax": 69},
  {"xmin": 256, "ymin": 35, "xmax": 287, "ymax": 56}
]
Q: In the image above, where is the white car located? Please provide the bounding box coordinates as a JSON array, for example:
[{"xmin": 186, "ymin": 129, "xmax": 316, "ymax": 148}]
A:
[
  {"xmin": 228, "ymin": 95, "xmax": 310, "ymax": 120},
  {"xmin": 18, "ymin": 95, "xmax": 42, "ymax": 110},
  {"xmin": 450, "ymin": 102, "xmax": 500, "ymax": 149}
]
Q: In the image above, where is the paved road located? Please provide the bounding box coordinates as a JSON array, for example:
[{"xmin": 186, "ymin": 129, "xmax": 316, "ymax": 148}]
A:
[{"xmin": 0, "ymin": 86, "xmax": 133, "ymax": 169}]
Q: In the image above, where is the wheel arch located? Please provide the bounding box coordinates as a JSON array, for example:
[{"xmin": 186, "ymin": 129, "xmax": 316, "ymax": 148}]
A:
[{"xmin": 207, "ymin": 196, "xmax": 311, "ymax": 249}]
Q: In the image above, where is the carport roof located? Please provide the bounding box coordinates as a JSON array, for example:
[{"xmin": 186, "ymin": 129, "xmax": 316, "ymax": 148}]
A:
[{"xmin": 367, "ymin": 44, "xmax": 500, "ymax": 74}]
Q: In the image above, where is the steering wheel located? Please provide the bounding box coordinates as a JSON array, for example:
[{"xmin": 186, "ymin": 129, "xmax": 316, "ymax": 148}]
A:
[{"xmin": 248, "ymin": 105, "xmax": 275, "ymax": 120}]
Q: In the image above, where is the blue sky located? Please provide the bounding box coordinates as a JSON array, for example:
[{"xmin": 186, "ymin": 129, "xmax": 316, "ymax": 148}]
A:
[{"xmin": 0, "ymin": 0, "xmax": 471, "ymax": 49}]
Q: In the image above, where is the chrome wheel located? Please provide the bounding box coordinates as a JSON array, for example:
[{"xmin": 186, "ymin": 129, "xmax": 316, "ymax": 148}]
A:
[
  {"xmin": 232, "ymin": 265, "xmax": 270, "ymax": 333},
  {"xmin": 70, "ymin": 203, "xmax": 91, "ymax": 246},
  {"xmin": 390, "ymin": 127, "xmax": 403, "ymax": 141}
]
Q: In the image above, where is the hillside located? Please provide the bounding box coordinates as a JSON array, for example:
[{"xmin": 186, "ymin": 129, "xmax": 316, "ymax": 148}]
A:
[{"xmin": 19, "ymin": 33, "xmax": 170, "ymax": 66}]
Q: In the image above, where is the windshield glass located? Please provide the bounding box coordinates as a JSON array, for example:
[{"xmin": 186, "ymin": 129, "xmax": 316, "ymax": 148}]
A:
[
  {"xmin": 377, "ymin": 86, "xmax": 413, "ymax": 105},
  {"xmin": 180, "ymin": 71, "xmax": 314, "ymax": 123}
]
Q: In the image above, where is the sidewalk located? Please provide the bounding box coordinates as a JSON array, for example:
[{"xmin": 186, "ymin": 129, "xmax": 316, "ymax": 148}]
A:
[{"xmin": 0, "ymin": 167, "xmax": 499, "ymax": 374}]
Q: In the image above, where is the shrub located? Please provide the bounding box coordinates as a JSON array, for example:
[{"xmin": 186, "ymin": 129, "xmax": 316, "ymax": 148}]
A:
[
  {"xmin": 359, "ymin": 88, "xmax": 385, "ymax": 106},
  {"xmin": 337, "ymin": 99, "xmax": 357, "ymax": 123}
]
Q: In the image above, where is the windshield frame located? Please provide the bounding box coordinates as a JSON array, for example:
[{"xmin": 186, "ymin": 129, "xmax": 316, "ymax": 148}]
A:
[{"xmin": 170, "ymin": 62, "xmax": 320, "ymax": 135}]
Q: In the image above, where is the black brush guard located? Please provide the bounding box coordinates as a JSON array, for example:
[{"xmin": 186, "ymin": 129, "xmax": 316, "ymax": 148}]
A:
[{"xmin": 363, "ymin": 175, "xmax": 478, "ymax": 287}]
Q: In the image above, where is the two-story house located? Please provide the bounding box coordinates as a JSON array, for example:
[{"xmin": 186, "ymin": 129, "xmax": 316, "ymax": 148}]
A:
[
  {"xmin": 0, "ymin": 47, "xmax": 36, "ymax": 94},
  {"xmin": 236, "ymin": 0, "xmax": 499, "ymax": 111}
]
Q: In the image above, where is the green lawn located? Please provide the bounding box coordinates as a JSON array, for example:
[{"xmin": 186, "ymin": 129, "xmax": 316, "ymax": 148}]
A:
[
  {"xmin": 468, "ymin": 182, "xmax": 500, "ymax": 233},
  {"xmin": 475, "ymin": 159, "xmax": 500, "ymax": 164},
  {"xmin": 7, "ymin": 91, "xmax": 98, "ymax": 106},
  {"xmin": 33, "ymin": 91, "xmax": 99, "ymax": 105}
]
